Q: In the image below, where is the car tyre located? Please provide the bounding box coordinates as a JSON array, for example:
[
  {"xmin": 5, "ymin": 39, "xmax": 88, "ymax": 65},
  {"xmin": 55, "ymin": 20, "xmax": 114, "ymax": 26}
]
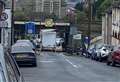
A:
[
  {"xmin": 107, "ymin": 61, "xmax": 111, "ymax": 65},
  {"xmin": 33, "ymin": 63, "xmax": 37, "ymax": 67},
  {"xmin": 111, "ymin": 61, "xmax": 116, "ymax": 66}
]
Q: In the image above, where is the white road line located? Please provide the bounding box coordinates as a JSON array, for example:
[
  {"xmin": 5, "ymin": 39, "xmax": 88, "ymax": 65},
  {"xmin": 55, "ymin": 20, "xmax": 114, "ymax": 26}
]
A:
[
  {"xmin": 60, "ymin": 54, "xmax": 83, "ymax": 68},
  {"xmin": 65, "ymin": 59, "xmax": 79, "ymax": 68},
  {"xmin": 39, "ymin": 61, "xmax": 55, "ymax": 63}
]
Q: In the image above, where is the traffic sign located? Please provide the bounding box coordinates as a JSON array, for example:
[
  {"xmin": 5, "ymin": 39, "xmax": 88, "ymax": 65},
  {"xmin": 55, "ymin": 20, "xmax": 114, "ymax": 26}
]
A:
[
  {"xmin": 84, "ymin": 37, "xmax": 90, "ymax": 44},
  {"xmin": 25, "ymin": 22, "xmax": 36, "ymax": 34},
  {"xmin": 45, "ymin": 19, "xmax": 54, "ymax": 27},
  {"xmin": 0, "ymin": 12, "xmax": 8, "ymax": 21},
  {"xmin": 0, "ymin": 9, "xmax": 11, "ymax": 28}
]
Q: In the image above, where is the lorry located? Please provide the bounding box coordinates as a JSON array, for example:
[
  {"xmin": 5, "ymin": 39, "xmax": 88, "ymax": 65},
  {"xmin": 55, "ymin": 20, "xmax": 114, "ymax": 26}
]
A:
[{"xmin": 41, "ymin": 29, "xmax": 56, "ymax": 51}]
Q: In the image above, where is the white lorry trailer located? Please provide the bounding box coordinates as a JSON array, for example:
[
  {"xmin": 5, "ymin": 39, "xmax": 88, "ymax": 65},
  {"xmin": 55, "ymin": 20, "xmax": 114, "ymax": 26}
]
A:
[{"xmin": 41, "ymin": 29, "xmax": 56, "ymax": 51}]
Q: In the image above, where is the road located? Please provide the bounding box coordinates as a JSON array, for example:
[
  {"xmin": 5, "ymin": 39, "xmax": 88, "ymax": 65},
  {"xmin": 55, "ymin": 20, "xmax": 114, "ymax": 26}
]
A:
[{"xmin": 20, "ymin": 52, "xmax": 120, "ymax": 82}]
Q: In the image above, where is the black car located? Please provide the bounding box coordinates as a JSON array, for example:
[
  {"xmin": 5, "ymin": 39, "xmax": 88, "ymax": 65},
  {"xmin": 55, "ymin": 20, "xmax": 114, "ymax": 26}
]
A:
[
  {"xmin": 11, "ymin": 43, "xmax": 37, "ymax": 67},
  {"xmin": 12, "ymin": 52, "xmax": 37, "ymax": 66}
]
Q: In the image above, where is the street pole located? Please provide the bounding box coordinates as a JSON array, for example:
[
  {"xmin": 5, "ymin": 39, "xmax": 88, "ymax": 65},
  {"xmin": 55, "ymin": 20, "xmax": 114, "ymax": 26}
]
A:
[
  {"xmin": 87, "ymin": 0, "xmax": 92, "ymax": 48},
  {"xmin": 11, "ymin": 0, "xmax": 14, "ymax": 45}
]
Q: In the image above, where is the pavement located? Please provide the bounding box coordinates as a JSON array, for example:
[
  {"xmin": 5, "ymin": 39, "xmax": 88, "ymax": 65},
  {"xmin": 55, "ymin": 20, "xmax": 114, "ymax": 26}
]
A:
[{"xmin": 20, "ymin": 52, "xmax": 120, "ymax": 82}]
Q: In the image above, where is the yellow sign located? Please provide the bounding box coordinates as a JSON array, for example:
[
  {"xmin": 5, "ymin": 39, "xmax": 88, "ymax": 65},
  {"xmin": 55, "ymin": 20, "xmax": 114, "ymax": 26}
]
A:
[{"xmin": 45, "ymin": 19, "xmax": 54, "ymax": 27}]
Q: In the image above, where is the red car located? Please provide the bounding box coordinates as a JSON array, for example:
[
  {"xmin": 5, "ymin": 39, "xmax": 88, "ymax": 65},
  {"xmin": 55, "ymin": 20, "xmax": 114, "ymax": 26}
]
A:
[{"xmin": 107, "ymin": 49, "xmax": 120, "ymax": 66}]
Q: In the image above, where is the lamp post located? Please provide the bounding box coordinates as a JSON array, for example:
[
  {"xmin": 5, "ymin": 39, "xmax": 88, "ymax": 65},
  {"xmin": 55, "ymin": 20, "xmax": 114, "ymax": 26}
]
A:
[
  {"xmin": 11, "ymin": 0, "xmax": 14, "ymax": 45},
  {"xmin": 0, "ymin": 0, "xmax": 5, "ymax": 46},
  {"xmin": 87, "ymin": 0, "xmax": 94, "ymax": 48}
]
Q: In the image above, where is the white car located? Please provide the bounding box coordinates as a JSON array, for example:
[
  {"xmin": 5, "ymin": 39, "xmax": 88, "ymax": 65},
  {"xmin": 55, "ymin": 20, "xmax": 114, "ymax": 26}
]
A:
[
  {"xmin": 96, "ymin": 46, "xmax": 112, "ymax": 61},
  {"xmin": 0, "ymin": 44, "xmax": 24, "ymax": 82}
]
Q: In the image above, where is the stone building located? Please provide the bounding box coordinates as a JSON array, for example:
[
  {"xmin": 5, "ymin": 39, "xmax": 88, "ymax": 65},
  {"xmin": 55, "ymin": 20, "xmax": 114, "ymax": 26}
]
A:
[{"xmin": 102, "ymin": 1, "xmax": 120, "ymax": 46}]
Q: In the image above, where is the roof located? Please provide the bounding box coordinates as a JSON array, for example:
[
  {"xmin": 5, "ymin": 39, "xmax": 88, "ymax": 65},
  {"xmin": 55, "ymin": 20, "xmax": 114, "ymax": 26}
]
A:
[
  {"xmin": 12, "ymin": 43, "xmax": 34, "ymax": 53},
  {"xmin": 16, "ymin": 40, "xmax": 35, "ymax": 49}
]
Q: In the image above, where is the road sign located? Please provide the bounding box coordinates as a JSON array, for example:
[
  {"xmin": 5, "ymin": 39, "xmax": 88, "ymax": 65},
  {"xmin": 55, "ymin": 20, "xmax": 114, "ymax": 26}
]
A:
[
  {"xmin": 84, "ymin": 37, "xmax": 90, "ymax": 44},
  {"xmin": 25, "ymin": 22, "xmax": 35, "ymax": 34},
  {"xmin": 0, "ymin": 12, "xmax": 8, "ymax": 21},
  {"xmin": 45, "ymin": 19, "xmax": 54, "ymax": 27},
  {"xmin": 0, "ymin": 9, "xmax": 11, "ymax": 28},
  {"xmin": 73, "ymin": 34, "xmax": 81, "ymax": 40}
]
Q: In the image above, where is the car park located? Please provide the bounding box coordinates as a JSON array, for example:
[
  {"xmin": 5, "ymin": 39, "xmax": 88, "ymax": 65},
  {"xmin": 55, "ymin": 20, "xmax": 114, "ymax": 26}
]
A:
[
  {"xmin": 0, "ymin": 44, "xmax": 24, "ymax": 82},
  {"xmin": 11, "ymin": 43, "xmax": 37, "ymax": 67},
  {"xmin": 107, "ymin": 45, "xmax": 120, "ymax": 66}
]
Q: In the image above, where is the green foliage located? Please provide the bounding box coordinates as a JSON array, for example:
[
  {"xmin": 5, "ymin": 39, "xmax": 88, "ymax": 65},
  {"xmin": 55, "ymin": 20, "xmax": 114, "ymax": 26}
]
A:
[
  {"xmin": 14, "ymin": 10, "xmax": 28, "ymax": 21},
  {"xmin": 96, "ymin": 0, "xmax": 112, "ymax": 19},
  {"xmin": 76, "ymin": 11, "xmax": 87, "ymax": 23},
  {"xmin": 75, "ymin": 2, "xmax": 84, "ymax": 11}
]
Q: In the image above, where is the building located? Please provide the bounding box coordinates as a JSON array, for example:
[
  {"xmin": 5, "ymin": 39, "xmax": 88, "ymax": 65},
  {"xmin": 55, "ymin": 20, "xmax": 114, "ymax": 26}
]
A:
[
  {"xmin": 102, "ymin": 0, "xmax": 120, "ymax": 46},
  {"xmin": 35, "ymin": 0, "xmax": 67, "ymax": 19},
  {"xmin": 111, "ymin": 1, "xmax": 120, "ymax": 46},
  {"xmin": 14, "ymin": 0, "xmax": 67, "ymax": 20},
  {"xmin": 102, "ymin": 8, "xmax": 112, "ymax": 45}
]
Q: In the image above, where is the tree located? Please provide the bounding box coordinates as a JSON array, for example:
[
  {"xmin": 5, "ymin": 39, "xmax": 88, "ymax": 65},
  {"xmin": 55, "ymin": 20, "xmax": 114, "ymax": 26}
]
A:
[
  {"xmin": 75, "ymin": 11, "xmax": 87, "ymax": 24},
  {"xmin": 14, "ymin": 10, "xmax": 27, "ymax": 21},
  {"xmin": 96, "ymin": 0, "xmax": 112, "ymax": 19},
  {"xmin": 75, "ymin": 2, "xmax": 84, "ymax": 11}
]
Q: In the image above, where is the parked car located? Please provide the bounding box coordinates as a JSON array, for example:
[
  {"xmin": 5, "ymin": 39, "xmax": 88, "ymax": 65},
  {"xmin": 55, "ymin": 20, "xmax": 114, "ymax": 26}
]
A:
[
  {"xmin": 88, "ymin": 44, "xmax": 101, "ymax": 60},
  {"xmin": 107, "ymin": 45, "xmax": 120, "ymax": 66},
  {"xmin": 0, "ymin": 44, "xmax": 24, "ymax": 82},
  {"xmin": 96, "ymin": 45, "xmax": 114, "ymax": 62},
  {"xmin": 11, "ymin": 43, "xmax": 37, "ymax": 67}
]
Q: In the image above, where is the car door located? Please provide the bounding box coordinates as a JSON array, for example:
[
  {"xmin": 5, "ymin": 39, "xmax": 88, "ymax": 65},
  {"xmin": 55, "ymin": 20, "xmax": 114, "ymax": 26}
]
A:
[
  {"xmin": 5, "ymin": 52, "xmax": 24, "ymax": 82},
  {"xmin": 0, "ymin": 63, "xmax": 6, "ymax": 82}
]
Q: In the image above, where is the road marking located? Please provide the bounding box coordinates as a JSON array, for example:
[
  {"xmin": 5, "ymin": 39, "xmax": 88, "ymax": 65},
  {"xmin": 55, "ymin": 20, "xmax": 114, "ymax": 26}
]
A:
[
  {"xmin": 59, "ymin": 53, "xmax": 83, "ymax": 68},
  {"xmin": 65, "ymin": 59, "xmax": 79, "ymax": 68},
  {"xmin": 39, "ymin": 61, "xmax": 55, "ymax": 63}
]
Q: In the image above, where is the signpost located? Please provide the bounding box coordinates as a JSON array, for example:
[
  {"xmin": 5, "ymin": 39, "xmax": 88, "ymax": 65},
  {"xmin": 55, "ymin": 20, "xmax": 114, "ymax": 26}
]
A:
[
  {"xmin": 0, "ymin": 9, "xmax": 11, "ymax": 48},
  {"xmin": 45, "ymin": 19, "xmax": 54, "ymax": 27},
  {"xmin": 25, "ymin": 22, "xmax": 35, "ymax": 34},
  {"xmin": 84, "ymin": 36, "xmax": 90, "ymax": 49},
  {"xmin": 25, "ymin": 22, "xmax": 36, "ymax": 39},
  {"xmin": 0, "ymin": 9, "xmax": 11, "ymax": 28}
]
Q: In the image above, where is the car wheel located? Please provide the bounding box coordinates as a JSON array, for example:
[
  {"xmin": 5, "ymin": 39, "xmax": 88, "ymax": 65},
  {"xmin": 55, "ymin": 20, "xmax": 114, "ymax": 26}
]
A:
[
  {"xmin": 33, "ymin": 63, "xmax": 37, "ymax": 67},
  {"xmin": 107, "ymin": 61, "xmax": 111, "ymax": 65},
  {"xmin": 111, "ymin": 61, "xmax": 116, "ymax": 66}
]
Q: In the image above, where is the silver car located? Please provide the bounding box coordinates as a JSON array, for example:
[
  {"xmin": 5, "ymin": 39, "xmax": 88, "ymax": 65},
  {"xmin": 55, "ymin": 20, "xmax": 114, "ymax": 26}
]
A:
[{"xmin": 0, "ymin": 44, "xmax": 24, "ymax": 82}]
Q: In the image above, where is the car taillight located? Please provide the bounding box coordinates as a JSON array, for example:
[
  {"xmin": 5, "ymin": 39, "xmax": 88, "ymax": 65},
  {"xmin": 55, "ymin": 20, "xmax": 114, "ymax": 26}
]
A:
[{"xmin": 113, "ymin": 52, "xmax": 120, "ymax": 58}]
